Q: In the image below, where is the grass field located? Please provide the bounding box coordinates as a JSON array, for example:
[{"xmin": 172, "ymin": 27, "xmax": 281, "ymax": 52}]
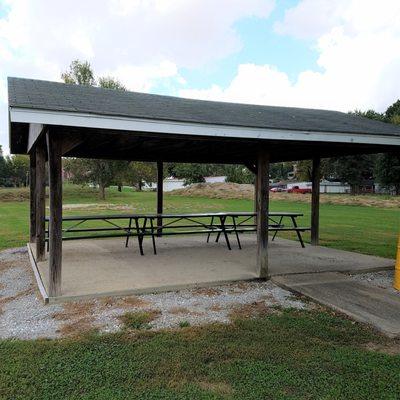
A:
[
  {"xmin": 0, "ymin": 184, "xmax": 398, "ymax": 258},
  {"xmin": 1, "ymin": 185, "xmax": 399, "ymax": 399},
  {"xmin": 1, "ymin": 309, "xmax": 400, "ymax": 399}
]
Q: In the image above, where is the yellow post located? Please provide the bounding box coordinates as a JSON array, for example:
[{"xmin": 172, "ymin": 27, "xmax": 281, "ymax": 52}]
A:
[{"xmin": 394, "ymin": 234, "xmax": 400, "ymax": 291}]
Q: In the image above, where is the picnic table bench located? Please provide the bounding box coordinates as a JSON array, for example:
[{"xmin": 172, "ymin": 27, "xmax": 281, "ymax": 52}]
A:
[{"xmin": 45, "ymin": 212, "xmax": 310, "ymax": 255}]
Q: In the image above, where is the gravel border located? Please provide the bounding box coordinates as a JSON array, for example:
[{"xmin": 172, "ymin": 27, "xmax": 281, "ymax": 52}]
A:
[
  {"xmin": 348, "ymin": 270, "xmax": 399, "ymax": 295},
  {"xmin": 0, "ymin": 247, "xmax": 308, "ymax": 340}
]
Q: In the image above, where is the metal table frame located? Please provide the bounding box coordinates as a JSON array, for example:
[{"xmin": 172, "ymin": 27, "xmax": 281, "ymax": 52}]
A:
[{"xmin": 45, "ymin": 211, "xmax": 310, "ymax": 255}]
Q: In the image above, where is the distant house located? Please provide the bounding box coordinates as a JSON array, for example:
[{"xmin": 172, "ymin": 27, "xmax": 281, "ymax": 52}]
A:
[
  {"xmin": 204, "ymin": 176, "xmax": 226, "ymax": 183},
  {"xmin": 319, "ymin": 180, "xmax": 350, "ymax": 194},
  {"xmin": 283, "ymin": 180, "xmax": 351, "ymax": 194}
]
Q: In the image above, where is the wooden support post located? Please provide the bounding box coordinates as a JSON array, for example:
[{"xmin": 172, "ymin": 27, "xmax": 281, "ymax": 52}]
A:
[
  {"xmin": 256, "ymin": 151, "xmax": 270, "ymax": 279},
  {"xmin": 311, "ymin": 157, "xmax": 321, "ymax": 246},
  {"xmin": 35, "ymin": 142, "xmax": 46, "ymax": 261},
  {"xmin": 46, "ymin": 132, "xmax": 63, "ymax": 297},
  {"xmin": 157, "ymin": 161, "xmax": 163, "ymax": 236},
  {"xmin": 254, "ymin": 173, "xmax": 259, "ymax": 215},
  {"xmin": 254, "ymin": 171, "xmax": 258, "ymax": 225},
  {"xmin": 29, "ymin": 152, "xmax": 36, "ymax": 243}
]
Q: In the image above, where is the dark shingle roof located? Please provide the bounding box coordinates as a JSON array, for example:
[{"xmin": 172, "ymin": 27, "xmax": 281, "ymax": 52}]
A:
[{"xmin": 8, "ymin": 77, "xmax": 400, "ymax": 136}]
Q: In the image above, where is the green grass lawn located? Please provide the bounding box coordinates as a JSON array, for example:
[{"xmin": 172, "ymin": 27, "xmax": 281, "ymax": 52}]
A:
[
  {"xmin": 1, "ymin": 186, "xmax": 400, "ymax": 399},
  {"xmin": 0, "ymin": 184, "xmax": 398, "ymax": 258},
  {"xmin": 1, "ymin": 309, "xmax": 400, "ymax": 399}
]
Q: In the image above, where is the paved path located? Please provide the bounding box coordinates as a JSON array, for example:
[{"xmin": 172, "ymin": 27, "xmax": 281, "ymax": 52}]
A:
[
  {"xmin": 268, "ymin": 239, "xmax": 394, "ymax": 275},
  {"xmin": 273, "ymin": 272, "xmax": 400, "ymax": 337}
]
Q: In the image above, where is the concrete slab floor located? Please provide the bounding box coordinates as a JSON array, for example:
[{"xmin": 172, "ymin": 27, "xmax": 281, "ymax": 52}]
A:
[
  {"xmin": 32, "ymin": 235, "xmax": 394, "ymax": 302},
  {"xmin": 273, "ymin": 272, "xmax": 400, "ymax": 337}
]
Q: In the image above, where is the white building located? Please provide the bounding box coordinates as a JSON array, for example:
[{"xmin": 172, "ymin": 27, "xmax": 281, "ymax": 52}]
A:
[
  {"xmin": 287, "ymin": 180, "xmax": 351, "ymax": 193},
  {"xmin": 319, "ymin": 180, "xmax": 350, "ymax": 194},
  {"xmin": 204, "ymin": 176, "xmax": 226, "ymax": 183}
]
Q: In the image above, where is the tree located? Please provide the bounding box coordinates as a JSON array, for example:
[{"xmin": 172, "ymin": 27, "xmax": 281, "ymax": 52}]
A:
[
  {"xmin": 98, "ymin": 77, "xmax": 126, "ymax": 91},
  {"xmin": 169, "ymin": 163, "xmax": 224, "ymax": 185},
  {"xmin": 373, "ymin": 111, "xmax": 400, "ymax": 195},
  {"xmin": 0, "ymin": 145, "xmax": 7, "ymax": 186},
  {"xmin": 375, "ymin": 153, "xmax": 400, "ymax": 195},
  {"xmin": 330, "ymin": 155, "xmax": 375, "ymax": 194},
  {"xmin": 295, "ymin": 159, "xmax": 334, "ymax": 182},
  {"xmin": 61, "ymin": 60, "xmax": 129, "ymax": 199},
  {"xmin": 351, "ymin": 101, "xmax": 400, "ymax": 195},
  {"xmin": 295, "ymin": 160, "xmax": 313, "ymax": 181},
  {"xmin": 351, "ymin": 109, "xmax": 385, "ymax": 122},
  {"xmin": 64, "ymin": 158, "xmax": 128, "ymax": 199},
  {"xmin": 3, "ymin": 155, "xmax": 30, "ymax": 187},
  {"xmin": 61, "ymin": 60, "xmax": 96, "ymax": 86},
  {"xmin": 319, "ymin": 109, "xmax": 385, "ymax": 194},
  {"xmin": 224, "ymin": 165, "xmax": 254, "ymax": 184},
  {"xmin": 269, "ymin": 162, "xmax": 293, "ymax": 181},
  {"xmin": 385, "ymin": 100, "xmax": 400, "ymax": 122},
  {"xmin": 124, "ymin": 162, "xmax": 157, "ymax": 191}
]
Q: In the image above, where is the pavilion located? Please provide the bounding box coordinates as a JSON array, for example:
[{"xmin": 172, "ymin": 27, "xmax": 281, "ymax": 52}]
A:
[{"xmin": 7, "ymin": 77, "xmax": 400, "ymax": 301}]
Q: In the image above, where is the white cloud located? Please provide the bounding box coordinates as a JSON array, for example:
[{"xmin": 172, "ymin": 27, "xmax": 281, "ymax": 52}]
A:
[
  {"xmin": 182, "ymin": 0, "xmax": 400, "ymax": 114},
  {"xmin": 102, "ymin": 61, "xmax": 180, "ymax": 92},
  {"xmin": 0, "ymin": 0, "xmax": 275, "ymax": 153}
]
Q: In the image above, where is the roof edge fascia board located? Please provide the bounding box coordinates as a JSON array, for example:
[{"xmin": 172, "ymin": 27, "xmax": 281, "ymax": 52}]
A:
[{"xmin": 10, "ymin": 107, "xmax": 400, "ymax": 146}]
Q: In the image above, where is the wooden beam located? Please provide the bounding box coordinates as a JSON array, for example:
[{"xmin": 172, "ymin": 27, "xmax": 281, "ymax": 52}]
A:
[
  {"xmin": 311, "ymin": 157, "xmax": 321, "ymax": 246},
  {"xmin": 244, "ymin": 162, "xmax": 257, "ymax": 174},
  {"xmin": 35, "ymin": 141, "xmax": 46, "ymax": 261},
  {"xmin": 256, "ymin": 150, "xmax": 270, "ymax": 279},
  {"xmin": 27, "ymin": 123, "xmax": 45, "ymax": 153},
  {"xmin": 29, "ymin": 151, "xmax": 36, "ymax": 243},
  {"xmin": 157, "ymin": 161, "xmax": 163, "ymax": 236},
  {"xmin": 61, "ymin": 135, "xmax": 84, "ymax": 155},
  {"xmin": 46, "ymin": 131, "xmax": 63, "ymax": 297}
]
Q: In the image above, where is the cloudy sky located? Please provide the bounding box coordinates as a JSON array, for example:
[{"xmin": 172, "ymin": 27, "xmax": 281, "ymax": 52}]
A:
[{"xmin": 1, "ymin": 0, "xmax": 400, "ymax": 154}]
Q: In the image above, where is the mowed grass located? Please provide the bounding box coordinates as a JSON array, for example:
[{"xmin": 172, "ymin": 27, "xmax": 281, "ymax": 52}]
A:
[
  {"xmin": 0, "ymin": 184, "xmax": 398, "ymax": 258},
  {"xmin": 1, "ymin": 309, "xmax": 400, "ymax": 399},
  {"xmin": 1, "ymin": 187, "xmax": 400, "ymax": 399}
]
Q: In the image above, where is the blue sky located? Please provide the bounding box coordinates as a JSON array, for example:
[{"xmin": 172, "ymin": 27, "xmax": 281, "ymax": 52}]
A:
[
  {"xmin": 1, "ymin": 0, "xmax": 400, "ymax": 153},
  {"xmin": 168, "ymin": 0, "xmax": 319, "ymax": 95}
]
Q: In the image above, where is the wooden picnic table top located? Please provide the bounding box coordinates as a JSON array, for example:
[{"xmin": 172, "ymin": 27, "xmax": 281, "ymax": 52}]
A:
[{"xmin": 46, "ymin": 211, "xmax": 303, "ymax": 222}]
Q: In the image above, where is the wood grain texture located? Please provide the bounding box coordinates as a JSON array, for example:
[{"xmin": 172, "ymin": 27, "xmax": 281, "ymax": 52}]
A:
[
  {"xmin": 311, "ymin": 157, "xmax": 321, "ymax": 246},
  {"xmin": 256, "ymin": 151, "xmax": 270, "ymax": 279},
  {"xmin": 157, "ymin": 161, "xmax": 163, "ymax": 236},
  {"xmin": 35, "ymin": 141, "xmax": 46, "ymax": 261},
  {"xmin": 29, "ymin": 152, "xmax": 36, "ymax": 243},
  {"xmin": 47, "ymin": 131, "xmax": 63, "ymax": 297}
]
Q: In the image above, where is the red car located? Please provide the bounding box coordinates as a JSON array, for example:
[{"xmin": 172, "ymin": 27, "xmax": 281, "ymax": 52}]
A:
[{"xmin": 287, "ymin": 186, "xmax": 312, "ymax": 194}]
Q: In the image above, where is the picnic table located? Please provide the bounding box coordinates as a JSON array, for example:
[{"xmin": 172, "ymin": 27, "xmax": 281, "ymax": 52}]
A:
[{"xmin": 45, "ymin": 212, "xmax": 310, "ymax": 255}]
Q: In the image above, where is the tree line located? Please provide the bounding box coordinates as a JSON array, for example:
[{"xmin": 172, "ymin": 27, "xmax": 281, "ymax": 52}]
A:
[
  {"xmin": 0, "ymin": 148, "xmax": 30, "ymax": 187},
  {"xmin": 0, "ymin": 60, "xmax": 399, "ymax": 197}
]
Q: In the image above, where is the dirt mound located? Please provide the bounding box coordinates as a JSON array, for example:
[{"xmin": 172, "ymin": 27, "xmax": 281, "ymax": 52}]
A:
[
  {"xmin": 0, "ymin": 187, "xmax": 30, "ymax": 202},
  {"xmin": 170, "ymin": 182, "xmax": 400, "ymax": 208},
  {"xmin": 171, "ymin": 182, "xmax": 255, "ymax": 199}
]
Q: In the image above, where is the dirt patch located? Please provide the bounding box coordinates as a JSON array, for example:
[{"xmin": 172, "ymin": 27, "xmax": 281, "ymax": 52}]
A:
[
  {"xmin": 99, "ymin": 295, "xmax": 151, "ymax": 309},
  {"xmin": 169, "ymin": 306, "xmax": 191, "ymax": 315},
  {"xmin": 59, "ymin": 203, "xmax": 134, "ymax": 212},
  {"xmin": 53, "ymin": 301, "xmax": 98, "ymax": 337},
  {"xmin": 58, "ymin": 317, "xmax": 96, "ymax": 337},
  {"xmin": 229, "ymin": 300, "xmax": 273, "ymax": 320},
  {"xmin": 192, "ymin": 287, "xmax": 223, "ymax": 297},
  {"xmin": 364, "ymin": 340, "xmax": 400, "ymax": 355},
  {"xmin": 197, "ymin": 380, "xmax": 234, "ymax": 396},
  {"xmin": 171, "ymin": 182, "xmax": 400, "ymax": 208},
  {"xmin": 208, "ymin": 304, "xmax": 224, "ymax": 312}
]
